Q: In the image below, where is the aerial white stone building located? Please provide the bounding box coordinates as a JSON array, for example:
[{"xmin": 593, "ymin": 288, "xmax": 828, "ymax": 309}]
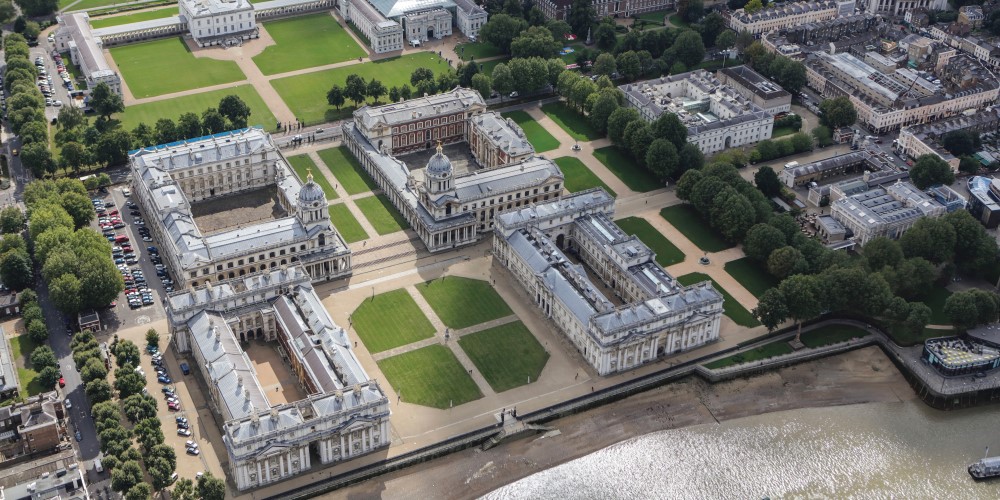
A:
[
  {"xmin": 53, "ymin": 13, "xmax": 123, "ymax": 96},
  {"xmin": 727, "ymin": 0, "xmax": 854, "ymax": 36},
  {"xmin": 865, "ymin": 0, "xmax": 945, "ymax": 16},
  {"xmin": 129, "ymin": 127, "xmax": 352, "ymax": 288},
  {"xmin": 339, "ymin": 0, "xmax": 485, "ymax": 52},
  {"xmin": 494, "ymin": 189, "xmax": 725, "ymax": 375},
  {"xmin": 179, "ymin": 0, "xmax": 258, "ymax": 47},
  {"xmin": 168, "ymin": 266, "xmax": 390, "ymax": 491},
  {"xmin": 454, "ymin": 0, "xmax": 487, "ymax": 39},
  {"xmin": 830, "ymin": 180, "xmax": 946, "ymax": 244}
]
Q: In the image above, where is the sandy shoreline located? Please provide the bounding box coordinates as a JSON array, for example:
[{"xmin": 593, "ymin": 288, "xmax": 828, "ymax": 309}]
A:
[{"xmin": 327, "ymin": 346, "xmax": 915, "ymax": 499}]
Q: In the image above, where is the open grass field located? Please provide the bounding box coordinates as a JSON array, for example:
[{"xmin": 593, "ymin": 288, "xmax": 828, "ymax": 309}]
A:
[
  {"xmin": 476, "ymin": 58, "xmax": 509, "ymax": 77},
  {"xmin": 800, "ymin": 324, "xmax": 868, "ymax": 348},
  {"xmin": 659, "ymin": 204, "xmax": 733, "ymax": 253},
  {"xmin": 592, "ymin": 146, "xmax": 662, "ymax": 193},
  {"xmin": 615, "ymin": 216, "xmax": 685, "ymax": 267},
  {"xmin": 458, "ymin": 321, "xmax": 548, "ymax": 393},
  {"xmin": 457, "ymin": 42, "xmax": 504, "ymax": 61},
  {"xmin": 355, "ymin": 194, "xmax": 409, "ymax": 235},
  {"xmin": 9, "ymin": 334, "xmax": 45, "ymax": 397},
  {"xmin": 540, "ymin": 102, "xmax": 602, "ymax": 141},
  {"xmin": 110, "ymin": 38, "xmax": 245, "ymax": 97},
  {"xmin": 317, "ymin": 146, "xmax": 378, "ymax": 195},
  {"xmin": 89, "ymin": 6, "xmax": 177, "ymax": 28},
  {"xmin": 115, "ymin": 85, "xmax": 276, "ymax": 131},
  {"xmin": 378, "ymin": 345, "xmax": 482, "ymax": 409},
  {"xmin": 502, "ymin": 111, "xmax": 560, "ymax": 152},
  {"xmin": 352, "ymin": 289, "xmax": 435, "ymax": 353},
  {"xmin": 704, "ymin": 340, "xmax": 793, "ymax": 369},
  {"xmin": 559, "ymin": 44, "xmax": 586, "ymax": 64},
  {"xmin": 328, "ymin": 203, "xmax": 368, "ymax": 243},
  {"xmin": 253, "ymin": 14, "xmax": 365, "ymax": 75},
  {"xmin": 416, "ymin": 277, "xmax": 513, "ymax": 329},
  {"xmin": 669, "ymin": 14, "xmax": 690, "ymax": 28},
  {"xmin": 61, "ymin": 0, "xmax": 157, "ymax": 10},
  {"xmin": 772, "ymin": 126, "xmax": 798, "ymax": 138},
  {"xmin": 923, "ymin": 287, "xmax": 953, "ymax": 325},
  {"xmin": 636, "ymin": 9, "xmax": 672, "ymax": 24},
  {"xmin": 272, "ymin": 53, "xmax": 449, "ymax": 125},
  {"xmin": 553, "ymin": 157, "xmax": 616, "ymax": 196},
  {"xmin": 724, "ymin": 258, "xmax": 779, "ymax": 298},
  {"xmin": 287, "ymin": 154, "xmax": 338, "ymax": 199},
  {"xmin": 677, "ymin": 272, "xmax": 760, "ymax": 328}
]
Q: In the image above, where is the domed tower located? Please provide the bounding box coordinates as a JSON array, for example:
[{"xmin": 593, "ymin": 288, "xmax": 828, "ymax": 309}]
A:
[
  {"xmin": 297, "ymin": 168, "xmax": 329, "ymax": 230},
  {"xmin": 424, "ymin": 142, "xmax": 454, "ymax": 195}
]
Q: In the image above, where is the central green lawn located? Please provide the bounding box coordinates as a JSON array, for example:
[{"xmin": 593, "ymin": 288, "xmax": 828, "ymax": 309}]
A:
[
  {"xmin": 111, "ymin": 38, "xmax": 245, "ymax": 97},
  {"xmin": 501, "ymin": 111, "xmax": 560, "ymax": 152},
  {"xmin": 923, "ymin": 287, "xmax": 953, "ymax": 325},
  {"xmin": 253, "ymin": 14, "xmax": 365, "ymax": 75},
  {"xmin": 553, "ymin": 157, "xmax": 616, "ymax": 196},
  {"xmin": 476, "ymin": 58, "xmax": 510, "ymax": 77},
  {"xmin": 540, "ymin": 102, "xmax": 602, "ymax": 141},
  {"xmin": 704, "ymin": 340, "xmax": 792, "ymax": 369},
  {"xmin": 677, "ymin": 272, "xmax": 760, "ymax": 328},
  {"xmin": 115, "ymin": 85, "xmax": 276, "ymax": 132},
  {"xmin": 800, "ymin": 325, "xmax": 868, "ymax": 348},
  {"xmin": 378, "ymin": 345, "xmax": 482, "ymax": 409},
  {"xmin": 9, "ymin": 334, "xmax": 45, "ymax": 397},
  {"xmin": 416, "ymin": 277, "xmax": 513, "ymax": 329},
  {"xmin": 669, "ymin": 14, "xmax": 690, "ymax": 28},
  {"xmin": 328, "ymin": 203, "xmax": 368, "ymax": 243},
  {"xmin": 287, "ymin": 155, "xmax": 338, "ymax": 199},
  {"xmin": 355, "ymin": 194, "xmax": 409, "ymax": 235},
  {"xmin": 457, "ymin": 42, "xmax": 504, "ymax": 61},
  {"xmin": 352, "ymin": 288, "xmax": 435, "ymax": 353},
  {"xmin": 659, "ymin": 204, "xmax": 733, "ymax": 253},
  {"xmin": 272, "ymin": 53, "xmax": 450, "ymax": 125},
  {"xmin": 615, "ymin": 217, "xmax": 685, "ymax": 267},
  {"xmin": 724, "ymin": 258, "xmax": 779, "ymax": 299},
  {"xmin": 772, "ymin": 126, "xmax": 798, "ymax": 138},
  {"xmin": 592, "ymin": 146, "xmax": 662, "ymax": 193},
  {"xmin": 636, "ymin": 9, "xmax": 672, "ymax": 24},
  {"xmin": 89, "ymin": 6, "xmax": 177, "ymax": 28},
  {"xmin": 317, "ymin": 146, "xmax": 378, "ymax": 195},
  {"xmin": 458, "ymin": 321, "xmax": 548, "ymax": 393}
]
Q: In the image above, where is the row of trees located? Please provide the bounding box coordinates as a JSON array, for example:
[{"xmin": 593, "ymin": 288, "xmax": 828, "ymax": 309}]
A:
[
  {"xmin": 677, "ymin": 161, "xmax": 774, "ymax": 243},
  {"xmin": 742, "ymin": 42, "xmax": 807, "ymax": 94},
  {"xmin": 5, "ymin": 33, "xmax": 54, "ymax": 177},
  {"xmin": 748, "ymin": 132, "xmax": 814, "ymax": 164}
]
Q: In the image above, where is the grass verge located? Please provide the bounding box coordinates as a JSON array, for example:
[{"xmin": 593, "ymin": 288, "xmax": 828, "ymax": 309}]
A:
[
  {"xmin": 592, "ymin": 146, "xmax": 662, "ymax": 193},
  {"xmin": 317, "ymin": 146, "xmax": 378, "ymax": 195},
  {"xmin": 724, "ymin": 257, "xmax": 779, "ymax": 298},
  {"xmin": 252, "ymin": 14, "xmax": 365, "ymax": 75},
  {"xmin": 703, "ymin": 340, "xmax": 792, "ymax": 369},
  {"xmin": 501, "ymin": 110, "xmax": 560, "ymax": 152},
  {"xmin": 287, "ymin": 154, "xmax": 338, "ymax": 199},
  {"xmin": 540, "ymin": 102, "xmax": 602, "ymax": 141},
  {"xmin": 110, "ymin": 37, "xmax": 244, "ymax": 97}
]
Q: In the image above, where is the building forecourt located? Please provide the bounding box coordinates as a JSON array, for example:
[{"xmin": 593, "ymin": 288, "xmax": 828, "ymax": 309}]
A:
[
  {"xmin": 342, "ymin": 87, "xmax": 566, "ymax": 253},
  {"xmin": 168, "ymin": 266, "xmax": 390, "ymax": 491},
  {"xmin": 129, "ymin": 127, "xmax": 352, "ymax": 288},
  {"xmin": 493, "ymin": 188, "xmax": 725, "ymax": 376}
]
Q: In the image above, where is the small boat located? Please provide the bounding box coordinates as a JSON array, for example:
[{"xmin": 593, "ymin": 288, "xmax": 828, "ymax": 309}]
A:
[{"xmin": 968, "ymin": 447, "xmax": 1000, "ymax": 481}]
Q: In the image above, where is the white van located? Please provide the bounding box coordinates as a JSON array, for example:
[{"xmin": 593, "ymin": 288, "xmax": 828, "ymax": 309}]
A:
[{"xmin": 94, "ymin": 458, "xmax": 104, "ymax": 473}]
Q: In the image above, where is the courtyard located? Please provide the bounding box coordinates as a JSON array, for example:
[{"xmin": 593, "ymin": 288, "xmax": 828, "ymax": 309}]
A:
[
  {"xmin": 401, "ymin": 143, "xmax": 479, "ymax": 177},
  {"xmin": 243, "ymin": 340, "xmax": 307, "ymax": 406},
  {"xmin": 190, "ymin": 187, "xmax": 286, "ymax": 235}
]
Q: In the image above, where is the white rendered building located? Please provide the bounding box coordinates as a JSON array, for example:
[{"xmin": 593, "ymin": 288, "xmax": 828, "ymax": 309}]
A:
[
  {"xmin": 728, "ymin": 0, "xmax": 853, "ymax": 37},
  {"xmin": 404, "ymin": 9, "xmax": 452, "ymax": 43},
  {"xmin": 865, "ymin": 0, "xmax": 946, "ymax": 16},
  {"xmin": 494, "ymin": 189, "xmax": 724, "ymax": 375},
  {"xmin": 620, "ymin": 70, "xmax": 775, "ymax": 154},
  {"xmin": 455, "ymin": 0, "xmax": 487, "ymax": 39},
  {"xmin": 53, "ymin": 13, "xmax": 123, "ymax": 96},
  {"xmin": 180, "ymin": 0, "xmax": 258, "ymax": 47},
  {"xmin": 129, "ymin": 127, "xmax": 352, "ymax": 288},
  {"xmin": 168, "ymin": 266, "xmax": 390, "ymax": 491},
  {"xmin": 340, "ymin": 0, "xmax": 485, "ymax": 52}
]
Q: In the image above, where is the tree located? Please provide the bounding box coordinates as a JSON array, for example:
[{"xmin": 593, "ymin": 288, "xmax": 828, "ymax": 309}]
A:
[
  {"xmin": 862, "ymin": 237, "xmax": 903, "ymax": 271},
  {"xmin": 899, "ymin": 216, "xmax": 956, "ymax": 265},
  {"xmin": 197, "ymin": 473, "xmax": 226, "ymax": 500},
  {"xmin": 19, "ymin": 120, "xmax": 47, "ymax": 145},
  {"xmin": 399, "ymin": 84, "xmax": 412, "ymax": 100},
  {"xmin": 677, "ymin": 143, "xmax": 704, "ymax": 177},
  {"xmin": 81, "ymin": 357, "xmax": 108, "ymax": 383},
  {"xmin": 744, "ymin": 0, "xmax": 764, "ymax": 12},
  {"xmin": 31, "ymin": 345, "xmax": 57, "ymax": 371},
  {"xmin": 743, "ymin": 223, "xmax": 786, "ymax": 262},
  {"xmin": 115, "ymin": 371, "xmax": 147, "ymax": 400},
  {"xmin": 673, "ymin": 31, "xmax": 706, "ymax": 68},
  {"xmin": 944, "ymin": 291, "xmax": 982, "ymax": 330},
  {"xmin": 172, "ymin": 479, "xmax": 196, "ymax": 500},
  {"xmin": 126, "ymin": 483, "xmax": 152, "ymax": 500},
  {"xmin": 61, "ymin": 192, "xmax": 96, "ymax": 229},
  {"xmin": 60, "ymin": 142, "xmax": 91, "ymax": 173},
  {"xmin": 779, "ymin": 274, "xmax": 823, "ymax": 341},
  {"xmin": 766, "ymin": 245, "xmax": 804, "ymax": 279},
  {"xmin": 113, "ymin": 340, "xmax": 141, "ymax": 367},
  {"xmin": 175, "ymin": 112, "xmax": 202, "ymax": 139},
  {"xmin": 89, "ymin": 83, "xmax": 124, "ymax": 119},
  {"xmin": 511, "ymin": 26, "xmax": 560, "ymax": 59},
  {"xmin": 94, "ymin": 129, "xmax": 133, "ymax": 167},
  {"xmin": 941, "ymin": 129, "xmax": 981, "ymax": 157},
  {"xmin": 0, "ymin": 249, "xmax": 32, "ymax": 290},
  {"xmin": 651, "ymin": 114, "xmax": 688, "ymax": 150},
  {"xmin": 818, "ymin": 97, "xmax": 857, "ymax": 129},
  {"xmin": 480, "ymin": 14, "xmax": 528, "ymax": 53},
  {"xmin": 753, "ymin": 288, "xmax": 788, "ymax": 331},
  {"xmin": 491, "ymin": 63, "xmax": 513, "ymax": 99},
  {"xmin": 345, "ymin": 74, "xmax": 368, "ymax": 107},
  {"xmin": 716, "ymin": 30, "xmax": 737, "ymax": 53},
  {"xmin": 85, "ymin": 379, "xmax": 113, "ymax": 403},
  {"xmin": 623, "ymin": 120, "xmax": 654, "ymax": 166},
  {"xmin": 567, "ymin": 0, "xmax": 596, "ymax": 37},
  {"xmin": 699, "ymin": 12, "xmax": 726, "ymax": 46},
  {"xmin": 218, "ymin": 95, "xmax": 252, "ymax": 129},
  {"xmin": 470, "ymin": 73, "xmax": 492, "ymax": 100},
  {"xmin": 682, "ymin": 0, "xmax": 704, "ymax": 21},
  {"xmin": 122, "ymin": 393, "xmax": 158, "ymax": 423},
  {"xmin": 592, "ymin": 52, "xmax": 617, "ymax": 77},
  {"xmin": 607, "ymin": 107, "xmax": 640, "ymax": 146},
  {"xmin": 146, "ymin": 329, "xmax": 160, "ymax": 349},
  {"xmin": 21, "ymin": 142, "xmax": 56, "ymax": 178},
  {"xmin": 409, "ymin": 68, "xmax": 434, "ymax": 87},
  {"xmin": 49, "ymin": 273, "xmax": 83, "ymax": 315},
  {"xmin": 959, "ymin": 156, "xmax": 981, "ymax": 175},
  {"xmin": 0, "ymin": 207, "xmax": 24, "ymax": 234},
  {"xmin": 753, "ymin": 166, "xmax": 782, "ymax": 197},
  {"xmin": 882, "ymin": 257, "xmax": 937, "ymax": 300},
  {"xmin": 569, "ymin": 78, "xmax": 597, "ymax": 111},
  {"xmin": 388, "ymin": 86, "xmax": 401, "ymax": 103},
  {"xmin": 790, "ymin": 132, "xmax": 814, "ymax": 153},
  {"xmin": 326, "ymin": 84, "xmax": 346, "ymax": 110},
  {"xmin": 154, "ymin": 118, "xmax": 178, "ymax": 144},
  {"xmin": 909, "ymin": 154, "xmax": 955, "ymax": 189},
  {"xmin": 77, "ymin": 250, "xmax": 124, "ymax": 309},
  {"xmin": 457, "ymin": 61, "xmax": 480, "ymax": 87},
  {"xmin": 134, "ymin": 418, "xmax": 164, "ymax": 453},
  {"xmin": 149, "ymin": 456, "xmax": 175, "ymax": 491},
  {"xmin": 645, "ymin": 139, "xmax": 679, "ymax": 181},
  {"xmin": 616, "ymin": 51, "xmax": 641, "ymax": 81},
  {"xmin": 367, "ymin": 79, "xmax": 387, "ymax": 104},
  {"xmin": 38, "ymin": 366, "xmax": 60, "ymax": 389},
  {"xmin": 945, "ymin": 210, "xmax": 999, "ymax": 275},
  {"xmin": 111, "ymin": 461, "xmax": 144, "ymax": 493},
  {"xmin": 594, "ymin": 23, "xmax": 617, "ymax": 51},
  {"xmin": 589, "ymin": 92, "xmax": 619, "ymax": 134}
]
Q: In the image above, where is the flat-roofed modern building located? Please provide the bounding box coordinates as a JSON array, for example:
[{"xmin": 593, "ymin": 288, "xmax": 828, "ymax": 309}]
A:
[
  {"xmin": 967, "ymin": 176, "xmax": 1000, "ymax": 228},
  {"xmin": 716, "ymin": 65, "xmax": 792, "ymax": 115},
  {"xmin": 180, "ymin": 0, "xmax": 257, "ymax": 46},
  {"xmin": 727, "ymin": 0, "xmax": 853, "ymax": 36},
  {"xmin": 53, "ymin": 13, "xmax": 123, "ymax": 96},
  {"xmin": 129, "ymin": 128, "xmax": 352, "ymax": 288},
  {"xmin": 342, "ymin": 88, "xmax": 565, "ymax": 252},
  {"xmin": 0, "ymin": 466, "xmax": 90, "ymax": 500},
  {"xmin": 620, "ymin": 70, "xmax": 774, "ymax": 154},
  {"xmin": 168, "ymin": 266, "xmax": 389, "ymax": 491},
  {"xmin": 830, "ymin": 180, "xmax": 946, "ymax": 244},
  {"xmin": 493, "ymin": 189, "xmax": 724, "ymax": 375}
]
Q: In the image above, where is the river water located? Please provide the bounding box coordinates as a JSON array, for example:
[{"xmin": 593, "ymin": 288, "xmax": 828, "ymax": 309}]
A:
[{"xmin": 484, "ymin": 401, "xmax": 1000, "ymax": 499}]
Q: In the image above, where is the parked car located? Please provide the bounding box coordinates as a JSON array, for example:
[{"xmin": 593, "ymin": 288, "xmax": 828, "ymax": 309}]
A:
[
  {"xmin": 186, "ymin": 448, "xmax": 200, "ymax": 455},
  {"xmin": 64, "ymin": 399, "xmax": 72, "ymax": 409},
  {"xmin": 158, "ymin": 375, "xmax": 172, "ymax": 384},
  {"xmin": 177, "ymin": 428, "xmax": 192, "ymax": 437}
]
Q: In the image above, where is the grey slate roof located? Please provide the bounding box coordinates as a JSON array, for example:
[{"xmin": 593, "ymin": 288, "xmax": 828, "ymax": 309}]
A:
[
  {"xmin": 368, "ymin": 0, "xmax": 456, "ymax": 18},
  {"xmin": 469, "ymin": 112, "xmax": 533, "ymax": 158},
  {"xmin": 355, "ymin": 88, "xmax": 483, "ymax": 130}
]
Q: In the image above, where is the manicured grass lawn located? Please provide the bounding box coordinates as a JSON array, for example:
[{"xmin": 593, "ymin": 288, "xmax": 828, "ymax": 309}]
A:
[
  {"xmin": 540, "ymin": 102, "xmax": 602, "ymax": 141},
  {"xmin": 378, "ymin": 345, "xmax": 482, "ymax": 409},
  {"xmin": 272, "ymin": 53, "xmax": 449, "ymax": 125},
  {"xmin": 615, "ymin": 216, "xmax": 685, "ymax": 267},
  {"xmin": 703, "ymin": 340, "xmax": 793, "ymax": 369},
  {"xmin": 592, "ymin": 146, "xmax": 662, "ymax": 193},
  {"xmin": 89, "ymin": 6, "xmax": 177, "ymax": 28},
  {"xmin": 923, "ymin": 287, "xmax": 953, "ymax": 325},
  {"xmin": 636, "ymin": 9, "xmax": 672, "ymax": 24},
  {"xmin": 457, "ymin": 42, "xmax": 504, "ymax": 61},
  {"xmin": 110, "ymin": 38, "xmax": 245, "ymax": 97},
  {"xmin": 61, "ymin": 0, "xmax": 154, "ymax": 10},
  {"xmin": 287, "ymin": 155, "xmax": 338, "ymax": 199},
  {"xmin": 800, "ymin": 325, "xmax": 868, "ymax": 348},
  {"xmin": 115, "ymin": 85, "xmax": 276, "ymax": 132},
  {"xmin": 669, "ymin": 14, "xmax": 690, "ymax": 28},
  {"xmin": 772, "ymin": 126, "xmax": 798, "ymax": 138},
  {"xmin": 477, "ymin": 58, "xmax": 509, "ymax": 77},
  {"xmin": 659, "ymin": 204, "xmax": 733, "ymax": 253},
  {"xmin": 677, "ymin": 272, "xmax": 760, "ymax": 328},
  {"xmin": 416, "ymin": 277, "xmax": 513, "ymax": 329},
  {"xmin": 253, "ymin": 14, "xmax": 365, "ymax": 75},
  {"xmin": 328, "ymin": 203, "xmax": 368, "ymax": 243},
  {"xmin": 9, "ymin": 335, "xmax": 45, "ymax": 397},
  {"xmin": 502, "ymin": 111, "xmax": 560, "ymax": 152},
  {"xmin": 352, "ymin": 289, "xmax": 435, "ymax": 353},
  {"xmin": 458, "ymin": 321, "xmax": 548, "ymax": 393},
  {"xmin": 724, "ymin": 257, "xmax": 779, "ymax": 298},
  {"xmin": 553, "ymin": 157, "xmax": 616, "ymax": 197},
  {"xmin": 889, "ymin": 326, "xmax": 954, "ymax": 347},
  {"xmin": 317, "ymin": 146, "xmax": 378, "ymax": 195},
  {"xmin": 355, "ymin": 194, "xmax": 409, "ymax": 235},
  {"xmin": 559, "ymin": 44, "xmax": 586, "ymax": 64}
]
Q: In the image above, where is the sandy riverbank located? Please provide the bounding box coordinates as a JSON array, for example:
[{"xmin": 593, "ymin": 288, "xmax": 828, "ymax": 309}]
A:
[{"xmin": 327, "ymin": 346, "xmax": 914, "ymax": 499}]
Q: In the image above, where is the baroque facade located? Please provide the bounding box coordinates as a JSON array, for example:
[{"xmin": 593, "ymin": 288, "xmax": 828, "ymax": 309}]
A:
[
  {"xmin": 168, "ymin": 266, "xmax": 390, "ymax": 491},
  {"xmin": 129, "ymin": 127, "xmax": 352, "ymax": 288},
  {"xmin": 180, "ymin": 0, "xmax": 258, "ymax": 46},
  {"xmin": 340, "ymin": 0, "xmax": 486, "ymax": 53},
  {"xmin": 494, "ymin": 189, "xmax": 725, "ymax": 375},
  {"xmin": 727, "ymin": 0, "xmax": 853, "ymax": 36}
]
